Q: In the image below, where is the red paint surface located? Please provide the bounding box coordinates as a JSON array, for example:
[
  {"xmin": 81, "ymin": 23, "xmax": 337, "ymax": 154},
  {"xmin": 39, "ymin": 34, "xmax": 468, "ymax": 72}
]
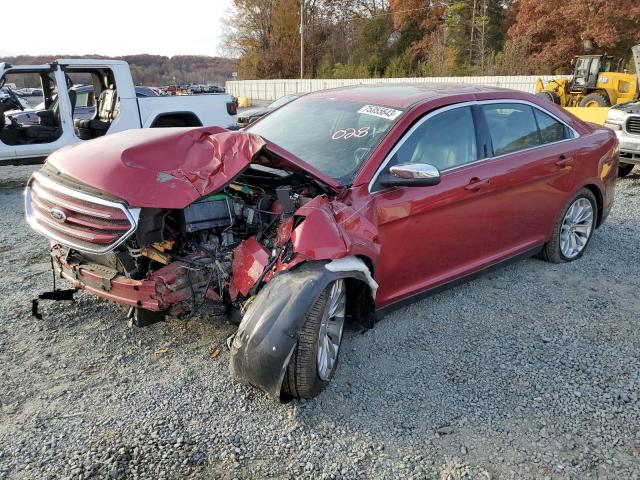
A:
[{"xmin": 229, "ymin": 237, "xmax": 271, "ymax": 300}]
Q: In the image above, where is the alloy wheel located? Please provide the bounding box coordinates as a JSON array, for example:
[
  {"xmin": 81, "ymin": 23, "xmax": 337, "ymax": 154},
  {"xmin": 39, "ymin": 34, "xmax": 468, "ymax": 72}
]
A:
[
  {"xmin": 560, "ymin": 198, "xmax": 594, "ymax": 259},
  {"xmin": 316, "ymin": 279, "xmax": 346, "ymax": 381}
]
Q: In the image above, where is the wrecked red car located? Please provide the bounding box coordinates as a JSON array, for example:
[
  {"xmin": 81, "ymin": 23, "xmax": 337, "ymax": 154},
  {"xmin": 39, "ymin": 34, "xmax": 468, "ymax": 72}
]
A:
[{"xmin": 25, "ymin": 85, "xmax": 618, "ymax": 399}]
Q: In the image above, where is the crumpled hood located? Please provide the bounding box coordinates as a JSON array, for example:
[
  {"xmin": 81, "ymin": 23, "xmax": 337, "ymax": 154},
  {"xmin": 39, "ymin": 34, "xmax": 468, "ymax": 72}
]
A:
[{"xmin": 47, "ymin": 126, "xmax": 339, "ymax": 208}]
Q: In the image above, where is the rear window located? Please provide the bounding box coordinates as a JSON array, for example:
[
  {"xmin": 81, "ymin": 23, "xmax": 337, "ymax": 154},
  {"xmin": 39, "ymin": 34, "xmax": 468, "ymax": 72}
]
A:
[
  {"xmin": 534, "ymin": 108, "xmax": 569, "ymax": 144},
  {"xmin": 482, "ymin": 104, "xmax": 541, "ymax": 156},
  {"xmin": 247, "ymin": 97, "xmax": 402, "ymax": 183},
  {"xmin": 482, "ymin": 103, "xmax": 572, "ymax": 156}
]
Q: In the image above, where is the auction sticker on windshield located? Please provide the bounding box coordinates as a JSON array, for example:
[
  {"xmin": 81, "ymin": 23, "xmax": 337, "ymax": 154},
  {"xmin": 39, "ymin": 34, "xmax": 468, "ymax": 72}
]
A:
[{"xmin": 357, "ymin": 105, "xmax": 403, "ymax": 120}]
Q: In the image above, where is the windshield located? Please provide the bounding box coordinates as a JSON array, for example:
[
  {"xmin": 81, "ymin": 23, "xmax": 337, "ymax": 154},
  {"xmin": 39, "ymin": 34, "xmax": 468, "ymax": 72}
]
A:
[{"xmin": 248, "ymin": 97, "xmax": 402, "ymax": 183}]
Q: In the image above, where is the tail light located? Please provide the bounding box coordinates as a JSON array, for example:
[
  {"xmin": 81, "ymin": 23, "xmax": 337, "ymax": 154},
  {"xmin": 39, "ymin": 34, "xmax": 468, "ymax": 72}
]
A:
[{"xmin": 227, "ymin": 101, "xmax": 237, "ymax": 116}]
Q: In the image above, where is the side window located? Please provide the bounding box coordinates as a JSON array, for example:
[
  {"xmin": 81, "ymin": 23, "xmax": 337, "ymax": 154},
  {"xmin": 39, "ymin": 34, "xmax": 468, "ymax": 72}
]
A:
[
  {"xmin": 589, "ymin": 58, "xmax": 600, "ymax": 80},
  {"xmin": 0, "ymin": 71, "xmax": 63, "ymax": 146},
  {"xmin": 393, "ymin": 107, "xmax": 477, "ymax": 171},
  {"xmin": 534, "ymin": 108, "xmax": 569, "ymax": 144},
  {"xmin": 482, "ymin": 104, "xmax": 541, "ymax": 156},
  {"xmin": 75, "ymin": 91, "xmax": 89, "ymax": 108},
  {"xmin": 574, "ymin": 58, "xmax": 589, "ymax": 86},
  {"xmin": 66, "ymin": 69, "xmax": 119, "ymax": 141}
]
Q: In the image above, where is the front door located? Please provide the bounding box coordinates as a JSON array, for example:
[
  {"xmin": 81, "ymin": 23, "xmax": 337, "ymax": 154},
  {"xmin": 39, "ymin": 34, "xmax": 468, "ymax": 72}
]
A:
[
  {"xmin": 370, "ymin": 104, "xmax": 499, "ymax": 306},
  {"xmin": 1, "ymin": 65, "xmax": 77, "ymax": 164}
]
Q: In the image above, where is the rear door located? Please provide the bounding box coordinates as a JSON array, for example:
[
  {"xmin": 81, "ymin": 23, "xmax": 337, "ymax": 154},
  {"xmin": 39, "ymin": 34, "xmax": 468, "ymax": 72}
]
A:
[{"xmin": 477, "ymin": 101, "xmax": 579, "ymax": 257}]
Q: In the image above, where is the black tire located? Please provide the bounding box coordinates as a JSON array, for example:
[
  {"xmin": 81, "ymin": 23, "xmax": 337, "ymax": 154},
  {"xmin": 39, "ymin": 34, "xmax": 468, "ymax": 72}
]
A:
[
  {"xmin": 536, "ymin": 91, "xmax": 560, "ymax": 104},
  {"xmin": 579, "ymin": 92, "xmax": 611, "ymax": 107},
  {"xmin": 282, "ymin": 286, "xmax": 342, "ymax": 399},
  {"xmin": 618, "ymin": 163, "xmax": 635, "ymax": 178},
  {"xmin": 539, "ymin": 188, "xmax": 598, "ymax": 264}
]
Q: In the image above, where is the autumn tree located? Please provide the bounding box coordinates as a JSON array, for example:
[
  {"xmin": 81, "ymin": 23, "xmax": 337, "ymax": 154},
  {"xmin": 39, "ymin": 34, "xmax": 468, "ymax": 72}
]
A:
[
  {"xmin": 223, "ymin": 0, "xmax": 640, "ymax": 79},
  {"xmin": 508, "ymin": 0, "xmax": 640, "ymax": 73}
]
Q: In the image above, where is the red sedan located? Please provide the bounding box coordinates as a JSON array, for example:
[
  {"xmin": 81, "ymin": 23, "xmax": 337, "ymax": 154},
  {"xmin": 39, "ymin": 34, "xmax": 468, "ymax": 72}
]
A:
[{"xmin": 25, "ymin": 84, "xmax": 618, "ymax": 399}]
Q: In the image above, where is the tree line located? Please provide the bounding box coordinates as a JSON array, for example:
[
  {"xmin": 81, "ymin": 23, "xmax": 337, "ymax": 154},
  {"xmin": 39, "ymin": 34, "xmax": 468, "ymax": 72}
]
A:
[
  {"xmin": 0, "ymin": 55, "xmax": 238, "ymax": 87},
  {"xmin": 222, "ymin": 0, "xmax": 640, "ymax": 79}
]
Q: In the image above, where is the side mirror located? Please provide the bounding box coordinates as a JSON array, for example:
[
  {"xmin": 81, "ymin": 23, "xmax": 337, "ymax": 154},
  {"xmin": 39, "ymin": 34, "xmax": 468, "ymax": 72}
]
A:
[{"xmin": 378, "ymin": 163, "xmax": 441, "ymax": 188}]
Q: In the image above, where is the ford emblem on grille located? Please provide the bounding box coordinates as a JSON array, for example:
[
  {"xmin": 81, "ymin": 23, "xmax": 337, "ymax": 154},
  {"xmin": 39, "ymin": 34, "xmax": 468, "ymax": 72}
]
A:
[{"xmin": 50, "ymin": 208, "xmax": 67, "ymax": 221}]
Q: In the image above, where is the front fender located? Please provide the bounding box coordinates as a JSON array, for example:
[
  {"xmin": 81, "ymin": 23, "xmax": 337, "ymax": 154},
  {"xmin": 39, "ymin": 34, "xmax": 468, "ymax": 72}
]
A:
[{"xmin": 229, "ymin": 260, "xmax": 373, "ymax": 398}]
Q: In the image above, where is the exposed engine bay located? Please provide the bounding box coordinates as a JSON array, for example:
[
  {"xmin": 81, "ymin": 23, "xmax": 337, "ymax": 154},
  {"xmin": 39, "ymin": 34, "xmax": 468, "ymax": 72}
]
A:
[{"xmin": 52, "ymin": 162, "xmax": 324, "ymax": 322}]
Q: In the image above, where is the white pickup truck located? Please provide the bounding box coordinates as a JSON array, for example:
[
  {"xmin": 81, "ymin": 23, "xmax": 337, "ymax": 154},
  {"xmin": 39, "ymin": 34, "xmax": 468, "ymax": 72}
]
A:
[
  {"xmin": 604, "ymin": 102, "xmax": 640, "ymax": 177},
  {"xmin": 0, "ymin": 59, "xmax": 237, "ymax": 166}
]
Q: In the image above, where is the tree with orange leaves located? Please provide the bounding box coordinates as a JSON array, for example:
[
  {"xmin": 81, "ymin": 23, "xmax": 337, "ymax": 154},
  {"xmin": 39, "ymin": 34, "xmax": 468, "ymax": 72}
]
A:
[{"xmin": 508, "ymin": 0, "xmax": 640, "ymax": 73}]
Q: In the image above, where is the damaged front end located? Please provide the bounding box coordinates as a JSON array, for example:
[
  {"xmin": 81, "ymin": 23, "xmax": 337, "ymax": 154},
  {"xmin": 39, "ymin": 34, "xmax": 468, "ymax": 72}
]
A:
[
  {"xmin": 27, "ymin": 135, "xmax": 330, "ymax": 318},
  {"xmin": 24, "ymin": 127, "xmax": 378, "ymax": 397}
]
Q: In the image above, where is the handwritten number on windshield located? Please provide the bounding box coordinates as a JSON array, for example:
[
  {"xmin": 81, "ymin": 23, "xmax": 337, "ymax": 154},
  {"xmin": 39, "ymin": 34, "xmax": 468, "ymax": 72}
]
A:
[{"xmin": 332, "ymin": 126, "xmax": 376, "ymax": 140}]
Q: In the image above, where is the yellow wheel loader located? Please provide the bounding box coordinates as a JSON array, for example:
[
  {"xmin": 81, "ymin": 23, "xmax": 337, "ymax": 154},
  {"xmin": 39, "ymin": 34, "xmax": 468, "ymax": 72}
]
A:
[{"xmin": 536, "ymin": 45, "xmax": 640, "ymax": 108}]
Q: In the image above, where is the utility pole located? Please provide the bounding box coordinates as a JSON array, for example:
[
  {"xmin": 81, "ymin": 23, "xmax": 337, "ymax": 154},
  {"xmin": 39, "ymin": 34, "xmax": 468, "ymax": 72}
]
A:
[
  {"xmin": 300, "ymin": 0, "xmax": 304, "ymax": 79},
  {"xmin": 469, "ymin": 0, "xmax": 477, "ymax": 66}
]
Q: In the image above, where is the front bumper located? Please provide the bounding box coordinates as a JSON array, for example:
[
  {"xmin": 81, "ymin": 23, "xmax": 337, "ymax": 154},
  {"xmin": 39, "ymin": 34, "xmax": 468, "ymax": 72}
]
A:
[
  {"xmin": 51, "ymin": 248, "xmax": 196, "ymax": 313},
  {"xmin": 610, "ymin": 127, "xmax": 640, "ymax": 165}
]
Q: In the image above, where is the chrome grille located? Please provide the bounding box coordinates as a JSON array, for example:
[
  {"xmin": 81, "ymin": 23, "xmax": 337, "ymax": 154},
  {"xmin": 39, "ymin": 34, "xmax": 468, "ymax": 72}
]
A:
[
  {"xmin": 626, "ymin": 115, "xmax": 640, "ymax": 135},
  {"xmin": 25, "ymin": 172, "xmax": 140, "ymax": 253}
]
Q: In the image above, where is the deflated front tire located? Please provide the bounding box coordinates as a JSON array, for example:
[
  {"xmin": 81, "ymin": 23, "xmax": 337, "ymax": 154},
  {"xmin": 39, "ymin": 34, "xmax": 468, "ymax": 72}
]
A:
[
  {"xmin": 282, "ymin": 279, "xmax": 346, "ymax": 399},
  {"xmin": 229, "ymin": 261, "xmax": 374, "ymax": 400}
]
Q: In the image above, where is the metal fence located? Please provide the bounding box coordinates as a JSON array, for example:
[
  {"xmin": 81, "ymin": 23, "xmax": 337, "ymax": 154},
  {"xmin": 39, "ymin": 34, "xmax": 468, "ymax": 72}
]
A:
[{"xmin": 226, "ymin": 75, "xmax": 564, "ymax": 101}]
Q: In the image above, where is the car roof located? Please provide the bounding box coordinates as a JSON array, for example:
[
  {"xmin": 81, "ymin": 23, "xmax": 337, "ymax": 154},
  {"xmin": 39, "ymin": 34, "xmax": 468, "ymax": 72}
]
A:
[{"xmin": 305, "ymin": 83, "xmax": 519, "ymax": 110}]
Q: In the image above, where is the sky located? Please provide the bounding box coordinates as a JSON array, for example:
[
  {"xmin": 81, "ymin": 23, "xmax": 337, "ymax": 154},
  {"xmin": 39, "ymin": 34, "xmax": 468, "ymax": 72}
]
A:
[{"xmin": 1, "ymin": 0, "xmax": 233, "ymax": 58}]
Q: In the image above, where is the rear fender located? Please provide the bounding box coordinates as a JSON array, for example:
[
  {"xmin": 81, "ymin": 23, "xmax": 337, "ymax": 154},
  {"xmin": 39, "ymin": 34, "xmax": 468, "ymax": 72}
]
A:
[{"xmin": 229, "ymin": 259, "xmax": 375, "ymax": 398}]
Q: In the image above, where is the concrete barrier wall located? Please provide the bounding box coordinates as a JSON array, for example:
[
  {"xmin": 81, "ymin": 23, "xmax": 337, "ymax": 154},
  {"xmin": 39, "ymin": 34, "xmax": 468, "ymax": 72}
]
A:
[{"xmin": 226, "ymin": 76, "xmax": 566, "ymax": 101}]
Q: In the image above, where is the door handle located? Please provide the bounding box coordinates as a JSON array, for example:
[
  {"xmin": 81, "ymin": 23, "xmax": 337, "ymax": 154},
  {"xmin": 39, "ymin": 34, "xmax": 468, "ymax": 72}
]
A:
[
  {"xmin": 464, "ymin": 177, "xmax": 490, "ymax": 192},
  {"xmin": 555, "ymin": 155, "xmax": 575, "ymax": 168}
]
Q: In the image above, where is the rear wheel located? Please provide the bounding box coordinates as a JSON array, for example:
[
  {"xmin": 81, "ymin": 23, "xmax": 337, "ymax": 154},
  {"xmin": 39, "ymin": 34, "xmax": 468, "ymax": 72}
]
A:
[
  {"xmin": 540, "ymin": 188, "xmax": 597, "ymax": 263},
  {"xmin": 618, "ymin": 163, "xmax": 635, "ymax": 177},
  {"xmin": 536, "ymin": 91, "xmax": 560, "ymax": 104},
  {"xmin": 579, "ymin": 92, "xmax": 611, "ymax": 107},
  {"xmin": 282, "ymin": 279, "xmax": 346, "ymax": 399}
]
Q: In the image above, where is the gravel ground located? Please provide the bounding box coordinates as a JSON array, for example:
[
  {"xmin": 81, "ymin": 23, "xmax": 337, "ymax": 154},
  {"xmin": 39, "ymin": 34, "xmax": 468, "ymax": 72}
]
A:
[{"xmin": 0, "ymin": 165, "xmax": 639, "ymax": 480}]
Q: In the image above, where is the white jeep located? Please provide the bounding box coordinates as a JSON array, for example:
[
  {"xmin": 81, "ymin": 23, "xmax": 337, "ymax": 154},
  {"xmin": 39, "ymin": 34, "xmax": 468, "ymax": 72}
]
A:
[{"xmin": 0, "ymin": 59, "xmax": 237, "ymax": 166}]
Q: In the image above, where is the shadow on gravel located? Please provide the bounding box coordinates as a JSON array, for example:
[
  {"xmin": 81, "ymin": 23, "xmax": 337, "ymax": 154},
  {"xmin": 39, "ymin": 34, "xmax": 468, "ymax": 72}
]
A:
[
  {"xmin": 0, "ymin": 179, "xmax": 29, "ymax": 190},
  {"xmin": 292, "ymin": 235, "xmax": 640, "ymax": 474},
  {"xmin": 0, "ymin": 165, "xmax": 38, "ymax": 190}
]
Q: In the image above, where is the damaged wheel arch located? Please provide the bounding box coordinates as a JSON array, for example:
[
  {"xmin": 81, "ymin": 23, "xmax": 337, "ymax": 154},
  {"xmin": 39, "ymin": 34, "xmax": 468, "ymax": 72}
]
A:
[{"xmin": 229, "ymin": 258, "xmax": 377, "ymax": 399}]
